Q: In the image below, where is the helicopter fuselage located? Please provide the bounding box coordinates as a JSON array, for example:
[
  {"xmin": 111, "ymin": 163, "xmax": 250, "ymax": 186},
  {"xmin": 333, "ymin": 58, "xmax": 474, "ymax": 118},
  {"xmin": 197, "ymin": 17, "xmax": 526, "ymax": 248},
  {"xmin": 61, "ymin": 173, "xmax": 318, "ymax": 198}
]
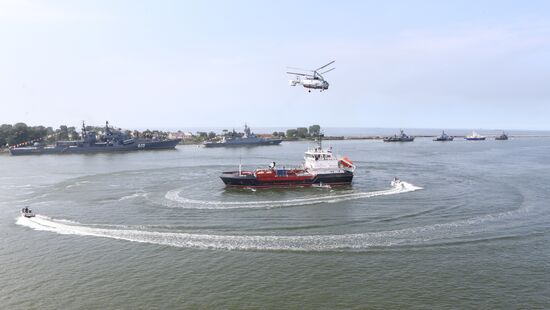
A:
[{"xmin": 290, "ymin": 77, "xmax": 329, "ymax": 90}]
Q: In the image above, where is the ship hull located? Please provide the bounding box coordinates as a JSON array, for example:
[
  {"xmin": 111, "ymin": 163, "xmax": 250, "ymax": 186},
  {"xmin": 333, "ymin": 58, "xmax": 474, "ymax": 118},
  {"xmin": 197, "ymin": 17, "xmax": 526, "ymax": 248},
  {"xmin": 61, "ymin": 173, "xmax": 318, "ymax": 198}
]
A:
[
  {"xmin": 434, "ymin": 138, "xmax": 454, "ymax": 141},
  {"xmin": 383, "ymin": 138, "xmax": 415, "ymax": 142},
  {"xmin": 220, "ymin": 171, "xmax": 353, "ymax": 188},
  {"xmin": 204, "ymin": 139, "xmax": 283, "ymax": 147},
  {"xmin": 9, "ymin": 139, "xmax": 180, "ymax": 155}
]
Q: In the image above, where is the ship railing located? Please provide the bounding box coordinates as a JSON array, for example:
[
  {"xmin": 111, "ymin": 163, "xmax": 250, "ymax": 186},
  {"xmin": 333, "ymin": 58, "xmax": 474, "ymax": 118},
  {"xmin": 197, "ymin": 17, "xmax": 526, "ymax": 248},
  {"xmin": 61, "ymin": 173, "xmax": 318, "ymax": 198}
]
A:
[{"xmin": 254, "ymin": 165, "xmax": 304, "ymax": 171}]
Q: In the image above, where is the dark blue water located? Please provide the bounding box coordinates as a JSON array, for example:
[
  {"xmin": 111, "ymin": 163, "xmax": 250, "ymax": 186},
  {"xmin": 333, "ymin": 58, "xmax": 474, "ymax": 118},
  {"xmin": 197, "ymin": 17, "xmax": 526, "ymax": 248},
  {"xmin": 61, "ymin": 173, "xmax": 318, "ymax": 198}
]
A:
[{"xmin": 1, "ymin": 138, "xmax": 549, "ymax": 308}]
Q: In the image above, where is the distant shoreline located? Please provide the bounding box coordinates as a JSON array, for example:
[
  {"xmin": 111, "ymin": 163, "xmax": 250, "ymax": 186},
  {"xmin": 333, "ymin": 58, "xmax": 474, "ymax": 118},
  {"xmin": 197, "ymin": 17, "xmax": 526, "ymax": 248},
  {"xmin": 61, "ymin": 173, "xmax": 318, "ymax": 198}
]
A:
[
  {"xmin": 3, "ymin": 134, "xmax": 550, "ymax": 151},
  {"xmin": 283, "ymin": 134, "xmax": 550, "ymax": 141},
  {"xmin": 139, "ymin": 134, "xmax": 550, "ymax": 146}
]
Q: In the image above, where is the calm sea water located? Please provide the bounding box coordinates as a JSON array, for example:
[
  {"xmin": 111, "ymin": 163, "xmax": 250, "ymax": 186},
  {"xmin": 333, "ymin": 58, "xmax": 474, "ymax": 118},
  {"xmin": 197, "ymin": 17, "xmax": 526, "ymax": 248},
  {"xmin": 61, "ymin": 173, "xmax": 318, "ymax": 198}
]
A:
[{"xmin": 1, "ymin": 138, "xmax": 549, "ymax": 309}]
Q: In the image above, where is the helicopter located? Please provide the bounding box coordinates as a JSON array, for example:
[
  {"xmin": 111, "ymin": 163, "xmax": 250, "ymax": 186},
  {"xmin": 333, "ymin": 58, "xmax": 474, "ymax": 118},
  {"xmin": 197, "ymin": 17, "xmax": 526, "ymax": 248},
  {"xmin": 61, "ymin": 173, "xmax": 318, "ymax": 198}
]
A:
[{"xmin": 286, "ymin": 61, "xmax": 335, "ymax": 92}]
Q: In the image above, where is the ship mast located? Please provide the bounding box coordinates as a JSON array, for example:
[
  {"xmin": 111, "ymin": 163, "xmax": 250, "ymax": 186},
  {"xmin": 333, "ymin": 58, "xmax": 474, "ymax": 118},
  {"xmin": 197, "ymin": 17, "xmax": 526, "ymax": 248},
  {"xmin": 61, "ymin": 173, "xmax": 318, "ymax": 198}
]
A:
[
  {"xmin": 81, "ymin": 121, "xmax": 87, "ymax": 136},
  {"xmin": 316, "ymin": 131, "xmax": 324, "ymax": 150}
]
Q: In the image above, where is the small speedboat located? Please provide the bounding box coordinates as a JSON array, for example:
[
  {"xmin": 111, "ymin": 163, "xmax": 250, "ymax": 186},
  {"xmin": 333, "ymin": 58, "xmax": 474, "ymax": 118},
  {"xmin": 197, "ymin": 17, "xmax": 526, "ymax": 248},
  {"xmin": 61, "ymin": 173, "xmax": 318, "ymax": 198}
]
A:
[
  {"xmin": 391, "ymin": 177, "xmax": 404, "ymax": 188},
  {"xmin": 21, "ymin": 207, "xmax": 35, "ymax": 218}
]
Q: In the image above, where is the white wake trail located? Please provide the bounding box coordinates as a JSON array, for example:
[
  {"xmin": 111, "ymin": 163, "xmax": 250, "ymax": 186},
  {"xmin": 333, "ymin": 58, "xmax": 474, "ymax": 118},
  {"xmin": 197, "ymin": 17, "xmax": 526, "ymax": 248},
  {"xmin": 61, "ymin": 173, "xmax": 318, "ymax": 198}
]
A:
[
  {"xmin": 118, "ymin": 192, "xmax": 148, "ymax": 201},
  {"xmin": 16, "ymin": 199, "xmax": 527, "ymax": 252},
  {"xmin": 164, "ymin": 182, "xmax": 422, "ymax": 209},
  {"xmin": 15, "ymin": 215, "xmax": 413, "ymax": 251}
]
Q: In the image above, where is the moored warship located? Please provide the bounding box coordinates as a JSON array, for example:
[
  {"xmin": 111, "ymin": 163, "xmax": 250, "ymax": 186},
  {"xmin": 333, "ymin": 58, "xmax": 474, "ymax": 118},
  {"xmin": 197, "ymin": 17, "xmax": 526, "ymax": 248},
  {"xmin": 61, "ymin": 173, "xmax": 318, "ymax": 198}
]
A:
[
  {"xmin": 433, "ymin": 130, "xmax": 454, "ymax": 141},
  {"xmin": 383, "ymin": 129, "xmax": 415, "ymax": 142},
  {"xmin": 495, "ymin": 132, "xmax": 509, "ymax": 140},
  {"xmin": 203, "ymin": 124, "xmax": 282, "ymax": 147},
  {"xmin": 9, "ymin": 121, "xmax": 180, "ymax": 155}
]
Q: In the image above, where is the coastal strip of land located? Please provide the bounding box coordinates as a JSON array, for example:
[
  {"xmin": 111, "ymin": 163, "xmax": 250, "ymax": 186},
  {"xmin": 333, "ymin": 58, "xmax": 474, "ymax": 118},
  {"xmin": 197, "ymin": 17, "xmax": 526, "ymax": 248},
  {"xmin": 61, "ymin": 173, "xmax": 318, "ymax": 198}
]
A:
[{"xmin": 2, "ymin": 122, "xmax": 550, "ymax": 153}]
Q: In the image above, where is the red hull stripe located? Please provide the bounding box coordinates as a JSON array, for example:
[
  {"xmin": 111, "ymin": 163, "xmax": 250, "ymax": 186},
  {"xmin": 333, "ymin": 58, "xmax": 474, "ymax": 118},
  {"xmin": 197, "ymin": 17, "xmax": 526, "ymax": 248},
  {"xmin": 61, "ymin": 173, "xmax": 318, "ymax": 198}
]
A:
[{"xmin": 225, "ymin": 181, "xmax": 352, "ymax": 189}]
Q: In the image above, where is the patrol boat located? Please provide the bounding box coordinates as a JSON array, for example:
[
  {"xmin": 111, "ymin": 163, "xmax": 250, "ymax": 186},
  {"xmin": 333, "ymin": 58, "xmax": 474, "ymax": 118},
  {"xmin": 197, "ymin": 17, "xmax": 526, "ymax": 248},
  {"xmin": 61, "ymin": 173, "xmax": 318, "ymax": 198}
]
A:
[
  {"xmin": 495, "ymin": 132, "xmax": 509, "ymax": 140},
  {"xmin": 383, "ymin": 129, "xmax": 415, "ymax": 142},
  {"xmin": 203, "ymin": 124, "xmax": 282, "ymax": 147},
  {"xmin": 220, "ymin": 135, "xmax": 355, "ymax": 188},
  {"xmin": 9, "ymin": 121, "xmax": 180, "ymax": 155},
  {"xmin": 433, "ymin": 130, "xmax": 454, "ymax": 141}
]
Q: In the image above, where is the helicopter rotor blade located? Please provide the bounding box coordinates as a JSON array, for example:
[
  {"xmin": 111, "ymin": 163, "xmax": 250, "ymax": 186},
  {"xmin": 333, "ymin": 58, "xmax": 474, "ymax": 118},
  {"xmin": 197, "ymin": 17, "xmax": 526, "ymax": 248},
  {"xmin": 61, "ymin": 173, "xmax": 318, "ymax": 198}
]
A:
[
  {"xmin": 315, "ymin": 60, "xmax": 335, "ymax": 72},
  {"xmin": 319, "ymin": 68, "xmax": 335, "ymax": 75},
  {"xmin": 286, "ymin": 72, "xmax": 314, "ymax": 77},
  {"xmin": 286, "ymin": 66, "xmax": 313, "ymax": 72}
]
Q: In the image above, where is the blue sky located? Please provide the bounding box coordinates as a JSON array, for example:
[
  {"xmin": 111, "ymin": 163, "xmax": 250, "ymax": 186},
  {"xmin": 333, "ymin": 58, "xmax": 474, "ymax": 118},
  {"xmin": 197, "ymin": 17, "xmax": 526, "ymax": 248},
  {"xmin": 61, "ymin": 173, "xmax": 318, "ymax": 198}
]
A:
[{"xmin": 1, "ymin": 0, "xmax": 549, "ymax": 130}]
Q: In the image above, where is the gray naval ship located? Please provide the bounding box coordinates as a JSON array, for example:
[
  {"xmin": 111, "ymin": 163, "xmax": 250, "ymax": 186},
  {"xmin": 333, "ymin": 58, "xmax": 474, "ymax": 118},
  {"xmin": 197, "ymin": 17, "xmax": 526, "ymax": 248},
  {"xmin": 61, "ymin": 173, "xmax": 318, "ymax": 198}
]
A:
[
  {"xmin": 383, "ymin": 129, "xmax": 415, "ymax": 142},
  {"xmin": 9, "ymin": 121, "xmax": 181, "ymax": 156},
  {"xmin": 433, "ymin": 130, "xmax": 454, "ymax": 141},
  {"xmin": 495, "ymin": 131, "xmax": 509, "ymax": 140},
  {"xmin": 203, "ymin": 124, "xmax": 282, "ymax": 148}
]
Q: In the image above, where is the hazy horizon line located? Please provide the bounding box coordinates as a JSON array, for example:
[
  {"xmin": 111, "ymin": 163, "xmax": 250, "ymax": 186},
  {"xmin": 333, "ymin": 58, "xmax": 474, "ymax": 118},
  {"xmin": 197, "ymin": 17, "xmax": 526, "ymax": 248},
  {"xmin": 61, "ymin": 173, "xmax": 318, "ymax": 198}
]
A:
[{"xmin": 2, "ymin": 122, "xmax": 550, "ymax": 133}]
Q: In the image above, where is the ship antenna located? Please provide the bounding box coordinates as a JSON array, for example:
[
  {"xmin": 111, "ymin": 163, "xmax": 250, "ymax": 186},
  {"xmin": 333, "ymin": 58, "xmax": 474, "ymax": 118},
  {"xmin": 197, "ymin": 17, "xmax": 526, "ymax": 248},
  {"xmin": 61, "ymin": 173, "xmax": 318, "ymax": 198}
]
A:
[{"xmin": 239, "ymin": 156, "xmax": 242, "ymax": 175}]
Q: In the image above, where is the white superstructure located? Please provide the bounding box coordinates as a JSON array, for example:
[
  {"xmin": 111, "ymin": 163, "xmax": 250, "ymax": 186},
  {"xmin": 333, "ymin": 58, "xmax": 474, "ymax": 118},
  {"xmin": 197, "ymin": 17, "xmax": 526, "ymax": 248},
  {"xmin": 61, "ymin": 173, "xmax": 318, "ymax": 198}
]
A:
[
  {"xmin": 465, "ymin": 131, "xmax": 486, "ymax": 139},
  {"xmin": 303, "ymin": 141, "xmax": 355, "ymax": 174}
]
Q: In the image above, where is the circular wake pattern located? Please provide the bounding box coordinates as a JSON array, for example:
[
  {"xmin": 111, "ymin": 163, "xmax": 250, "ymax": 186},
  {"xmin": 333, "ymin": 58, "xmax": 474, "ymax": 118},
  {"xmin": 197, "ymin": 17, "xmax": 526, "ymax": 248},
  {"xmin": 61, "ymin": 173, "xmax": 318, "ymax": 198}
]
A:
[
  {"xmin": 15, "ymin": 175, "xmax": 533, "ymax": 252},
  {"xmin": 164, "ymin": 182, "xmax": 422, "ymax": 209}
]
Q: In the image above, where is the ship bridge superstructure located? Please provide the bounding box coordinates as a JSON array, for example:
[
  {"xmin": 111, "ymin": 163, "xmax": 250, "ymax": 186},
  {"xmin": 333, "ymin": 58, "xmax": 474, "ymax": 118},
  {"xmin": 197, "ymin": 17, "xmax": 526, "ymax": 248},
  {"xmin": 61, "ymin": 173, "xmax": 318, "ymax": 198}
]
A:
[{"xmin": 303, "ymin": 135, "xmax": 355, "ymax": 174}]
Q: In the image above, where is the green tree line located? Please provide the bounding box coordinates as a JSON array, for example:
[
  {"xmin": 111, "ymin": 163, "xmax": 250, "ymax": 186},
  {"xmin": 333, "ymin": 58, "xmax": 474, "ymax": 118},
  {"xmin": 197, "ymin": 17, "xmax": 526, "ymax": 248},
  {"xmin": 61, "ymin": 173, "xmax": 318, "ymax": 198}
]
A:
[
  {"xmin": 0, "ymin": 123, "xmax": 80, "ymax": 147},
  {"xmin": 285, "ymin": 125, "xmax": 321, "ymax": 139}
]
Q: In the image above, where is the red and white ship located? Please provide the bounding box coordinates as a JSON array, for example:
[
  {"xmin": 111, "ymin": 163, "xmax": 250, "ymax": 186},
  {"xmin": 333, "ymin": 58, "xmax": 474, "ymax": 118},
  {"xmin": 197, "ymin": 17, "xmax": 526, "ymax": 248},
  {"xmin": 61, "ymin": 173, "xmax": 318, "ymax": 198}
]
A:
[{"xmin": 220, "ymin": 138, "xmax": 355, "ymax": 188}]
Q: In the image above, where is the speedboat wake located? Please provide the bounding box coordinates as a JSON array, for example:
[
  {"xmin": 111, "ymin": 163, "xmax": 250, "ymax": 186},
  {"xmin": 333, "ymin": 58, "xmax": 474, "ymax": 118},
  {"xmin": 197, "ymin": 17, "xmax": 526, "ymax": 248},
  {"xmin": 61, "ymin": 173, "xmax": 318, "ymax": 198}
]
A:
[{"xmin": 164, "ymin": 182, "xmax": 422, "ymax": 209}]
